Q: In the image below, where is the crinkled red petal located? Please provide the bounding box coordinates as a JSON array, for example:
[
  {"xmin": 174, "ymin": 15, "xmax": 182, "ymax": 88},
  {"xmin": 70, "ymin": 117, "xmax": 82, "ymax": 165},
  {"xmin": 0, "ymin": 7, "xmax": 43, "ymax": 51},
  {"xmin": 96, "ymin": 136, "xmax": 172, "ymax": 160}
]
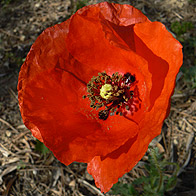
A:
[
  {"xmin": 134, "ymin": 21, "xmax": 183, "ymax": 110},
  {"xmin": 67, "ymin": 2, "xmax": 152, "ymax": 120},
  {"xmin": 18, "ymin": 3, "xmax": 153, "ymax": 165},
  {"xmin": 18, "ymin": 20, "xmax": 71, "ymax": 142},
  {"xmin": 18, "ymin": 2, "xmax": 182, "ymax": 192},
  {"xmin": 87, "ymin": 21, "xmax": 183, "ymax": 193}
]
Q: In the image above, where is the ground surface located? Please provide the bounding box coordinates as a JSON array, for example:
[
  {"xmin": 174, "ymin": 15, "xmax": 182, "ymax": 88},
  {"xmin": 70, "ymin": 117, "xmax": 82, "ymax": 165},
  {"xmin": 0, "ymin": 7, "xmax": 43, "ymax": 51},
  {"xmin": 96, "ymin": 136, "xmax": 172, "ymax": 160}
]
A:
[{"xmin": 0, "ymin": 0, "xmax": 196, "ymax": 195}]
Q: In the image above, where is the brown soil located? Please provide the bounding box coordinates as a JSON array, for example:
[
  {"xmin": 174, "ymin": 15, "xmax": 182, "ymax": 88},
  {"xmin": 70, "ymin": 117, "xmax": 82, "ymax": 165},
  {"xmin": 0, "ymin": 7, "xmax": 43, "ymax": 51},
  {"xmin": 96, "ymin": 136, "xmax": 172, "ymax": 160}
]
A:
[{"xmin": 0, "ymin": 0, "xmax": 195, "ymax": 195}]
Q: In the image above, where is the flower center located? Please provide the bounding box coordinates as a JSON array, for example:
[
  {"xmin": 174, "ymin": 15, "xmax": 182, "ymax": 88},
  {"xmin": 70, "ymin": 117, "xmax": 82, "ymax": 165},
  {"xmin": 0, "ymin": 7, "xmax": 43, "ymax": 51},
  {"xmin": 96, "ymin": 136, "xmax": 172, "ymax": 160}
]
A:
[
  {"xmin": 83, "ymin": 71, "xmax": 141, "ymax": 120},
  {"xmin": 100, "ymin": 84, "xmax": 113, "ymax": 99}
]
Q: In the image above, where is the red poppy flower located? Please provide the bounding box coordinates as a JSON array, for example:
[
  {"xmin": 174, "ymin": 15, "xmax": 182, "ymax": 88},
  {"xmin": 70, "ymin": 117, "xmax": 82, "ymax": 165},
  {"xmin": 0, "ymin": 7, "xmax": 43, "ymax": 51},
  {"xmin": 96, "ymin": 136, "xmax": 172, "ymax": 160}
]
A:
[{"xmin": 18, "ymin": 2, "xmax": 183, "ymax": 193}]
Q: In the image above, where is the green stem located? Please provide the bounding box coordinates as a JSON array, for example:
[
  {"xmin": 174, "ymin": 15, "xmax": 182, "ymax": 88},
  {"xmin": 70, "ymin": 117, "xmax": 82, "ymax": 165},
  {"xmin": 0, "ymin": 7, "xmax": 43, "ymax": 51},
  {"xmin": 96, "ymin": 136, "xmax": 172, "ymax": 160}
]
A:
[{"xmin": 151, "ymin": 150, "xmax": 163, "ymax": 193}]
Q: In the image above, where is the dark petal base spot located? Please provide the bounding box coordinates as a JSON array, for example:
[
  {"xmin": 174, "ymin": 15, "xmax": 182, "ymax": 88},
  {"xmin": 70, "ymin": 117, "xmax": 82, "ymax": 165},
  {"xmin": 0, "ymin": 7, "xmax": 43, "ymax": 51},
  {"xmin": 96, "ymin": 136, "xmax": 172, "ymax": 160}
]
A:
[{"xmin": 98, "ymin": 110, "xmax": 109, "ymax": 120}]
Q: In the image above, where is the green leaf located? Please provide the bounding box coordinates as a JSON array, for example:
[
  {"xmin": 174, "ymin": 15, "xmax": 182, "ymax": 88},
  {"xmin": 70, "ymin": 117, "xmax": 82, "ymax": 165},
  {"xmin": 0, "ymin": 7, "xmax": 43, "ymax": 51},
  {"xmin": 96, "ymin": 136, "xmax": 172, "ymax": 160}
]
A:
[
  {"xmin": 165, "ymin": 177, "xmax": 178, "ymax": 191},
  {"xmin": 35, "ymin": 139, "xmax": 50, "ymax": 155},
  {"xmin": 76, "ymin": 0, "xmax": 89, "ymax": 11},
  {"xmin": 171, "ymin": 21, "xmax": 193, "ymax": 36},
  {"xmin": 111, "ymin": 182, "xmax": 130, "ymax": 196},
  {"xmin": 129, "ymin": 185, "xmax": 138, "ymax": 196}
]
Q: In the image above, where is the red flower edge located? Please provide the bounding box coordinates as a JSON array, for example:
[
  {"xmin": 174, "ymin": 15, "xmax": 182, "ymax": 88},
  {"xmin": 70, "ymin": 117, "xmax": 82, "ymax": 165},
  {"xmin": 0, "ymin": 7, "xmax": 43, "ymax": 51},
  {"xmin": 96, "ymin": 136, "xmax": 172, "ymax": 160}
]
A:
[{"xmin": 17, "ymin": 2, "xmax": 183, "ymax": 193}]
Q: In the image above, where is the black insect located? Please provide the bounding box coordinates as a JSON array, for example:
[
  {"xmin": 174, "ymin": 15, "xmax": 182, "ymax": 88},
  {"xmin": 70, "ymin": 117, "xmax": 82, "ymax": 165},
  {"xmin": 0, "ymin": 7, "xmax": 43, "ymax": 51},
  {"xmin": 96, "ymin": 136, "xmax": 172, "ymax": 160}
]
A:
[{"xmin": 124, "ymin": 72, "xmax": 135, "ymax": 84}]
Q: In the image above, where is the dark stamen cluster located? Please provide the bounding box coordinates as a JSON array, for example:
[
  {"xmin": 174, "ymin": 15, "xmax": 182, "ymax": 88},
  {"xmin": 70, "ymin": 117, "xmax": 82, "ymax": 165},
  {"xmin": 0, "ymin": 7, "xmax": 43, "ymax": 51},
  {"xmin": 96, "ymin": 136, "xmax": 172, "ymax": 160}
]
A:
[{"xmin": 83, "ymin": 71, "xmax": 141, "ymax": 120}]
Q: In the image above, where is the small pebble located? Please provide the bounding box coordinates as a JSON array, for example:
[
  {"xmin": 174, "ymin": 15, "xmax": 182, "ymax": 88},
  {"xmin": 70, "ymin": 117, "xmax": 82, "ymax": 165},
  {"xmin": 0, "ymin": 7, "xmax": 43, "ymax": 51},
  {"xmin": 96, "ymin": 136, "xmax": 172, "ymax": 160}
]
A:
[
  {"xmin": 20, "ymin": 35, "xmax": 25, "ymax": 42},
  {"xmin": 5, "ymin": 130, "xmax": 11, "ymax": 137}
]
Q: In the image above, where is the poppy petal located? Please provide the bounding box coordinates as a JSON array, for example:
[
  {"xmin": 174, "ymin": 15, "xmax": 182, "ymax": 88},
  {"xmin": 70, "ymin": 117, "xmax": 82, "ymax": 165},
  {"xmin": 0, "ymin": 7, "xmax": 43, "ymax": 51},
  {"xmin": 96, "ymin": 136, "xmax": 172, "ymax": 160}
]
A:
[
  {"xmin": 19, "ymin": 66, "xmax": 140, "ymax": 164},
  {"xmin": 76, "ymin": 2, "xmax": 148, "ymax": 51},
  {"xmin": 66, "ymin": 2, "xmax": 152, "ymax": 120},
  {"xmin": 67, "ymin": 2, "xmax": 148, "ymax": 69},
  {"xmin": 18, "ymin": 6, "xmax": 151, "ymax": 165},
  {"xmin": 87, "ymin": 104, "xmax": 167, "ymax": 193},
  {"xmin": 134, "ymin": 21, "xmax": 183, "ymax": 110},
  {"xmin": 18, "ymin": 2, "xmax": 183, "ymax": 193},
  {"xmin": 87, "ymin": 21, "xmax": 183, "ymax": 193},
  {"xmin": 18, "ymin": 20, "xmax": 70, "ymax": 143},
  {"xmin": 87, "ymin": 131, "xmax": 151, "ymax": 193}
]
